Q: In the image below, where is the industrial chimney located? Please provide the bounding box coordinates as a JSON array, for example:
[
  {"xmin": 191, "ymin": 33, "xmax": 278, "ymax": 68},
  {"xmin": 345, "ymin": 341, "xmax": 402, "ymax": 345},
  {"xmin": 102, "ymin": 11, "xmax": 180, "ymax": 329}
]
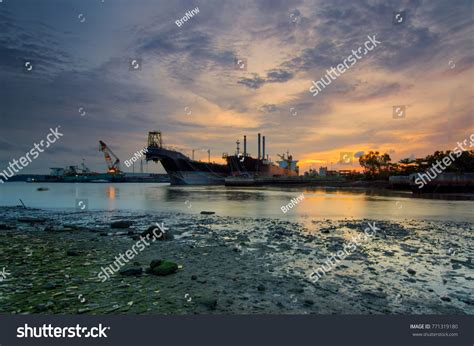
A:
[
  {"xmin": 257, "ymin": 133, "xmax": 261, "ymax": 160},
  {"xmin": 262, "ymin": 136, "xmax": 266, "ymax": 162},
  {"xmin": 243, "ymin": 135, "xmax": 247, "ymax": 157}
]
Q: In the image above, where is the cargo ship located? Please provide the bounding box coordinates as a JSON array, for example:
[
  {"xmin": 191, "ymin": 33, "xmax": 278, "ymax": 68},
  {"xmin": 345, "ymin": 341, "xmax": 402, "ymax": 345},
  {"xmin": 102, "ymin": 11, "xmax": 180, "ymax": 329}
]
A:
[
  {"xmin": 145, "ymin": 131, "xmax": 298, "ymax": 185},
  {"xmin": 48, "ymin": 164, "xmax": 125, "ymax": 182}
]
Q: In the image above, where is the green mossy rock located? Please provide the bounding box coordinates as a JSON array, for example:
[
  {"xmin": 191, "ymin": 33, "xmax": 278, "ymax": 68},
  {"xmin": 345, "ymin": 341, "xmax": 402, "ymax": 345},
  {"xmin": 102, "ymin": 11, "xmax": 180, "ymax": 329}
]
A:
[{"xmin": 149, "ymin": 260, "xmax": 178, "ymax": 276}]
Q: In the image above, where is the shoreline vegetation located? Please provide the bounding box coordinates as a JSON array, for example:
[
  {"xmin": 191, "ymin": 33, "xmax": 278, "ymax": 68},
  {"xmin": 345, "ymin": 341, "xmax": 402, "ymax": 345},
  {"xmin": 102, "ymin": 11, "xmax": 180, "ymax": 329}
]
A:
[
  {"xmin": 3, "ymin": 149, "xmax": 473, "ymax": 190},
  {"xmin": 0, "ymin": 206, "xmax": 472, "ymax": 315}
]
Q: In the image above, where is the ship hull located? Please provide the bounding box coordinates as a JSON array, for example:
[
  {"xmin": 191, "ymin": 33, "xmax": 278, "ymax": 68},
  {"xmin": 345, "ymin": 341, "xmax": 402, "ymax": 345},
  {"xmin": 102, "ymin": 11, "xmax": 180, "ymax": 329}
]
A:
[
  {"xmin": 146, "ymin": 147, "xmax": 229, "ymax": 185},
  {"xmin": 146, "ymin": 143, "xmax": 298, "ymax": 185},
  {"xmin": 167, "ymin": 171, "xmax": 227, "ymax": 185}
]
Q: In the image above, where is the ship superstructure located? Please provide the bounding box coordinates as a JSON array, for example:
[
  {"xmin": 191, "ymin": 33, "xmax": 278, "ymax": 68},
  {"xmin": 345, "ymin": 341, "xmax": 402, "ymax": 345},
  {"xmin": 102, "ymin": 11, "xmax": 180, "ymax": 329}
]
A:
[{"xmin": 145, "ymin": 131, "xmax": 299, "ymax": 185}]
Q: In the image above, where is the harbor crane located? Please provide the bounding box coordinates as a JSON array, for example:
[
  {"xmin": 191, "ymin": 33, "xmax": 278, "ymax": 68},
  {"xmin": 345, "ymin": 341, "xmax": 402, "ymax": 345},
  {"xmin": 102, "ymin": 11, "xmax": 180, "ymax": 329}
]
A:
[{"xmin": 99, "ymin": 140, "xmax": 122, "ymax": 174}]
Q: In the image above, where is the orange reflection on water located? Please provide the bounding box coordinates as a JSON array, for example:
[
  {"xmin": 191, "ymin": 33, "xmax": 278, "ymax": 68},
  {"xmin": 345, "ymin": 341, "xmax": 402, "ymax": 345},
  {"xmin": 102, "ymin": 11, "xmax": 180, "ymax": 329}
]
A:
[{"xmin": 107, "ymin": 186, "xmax": 117, "ymax": 200}]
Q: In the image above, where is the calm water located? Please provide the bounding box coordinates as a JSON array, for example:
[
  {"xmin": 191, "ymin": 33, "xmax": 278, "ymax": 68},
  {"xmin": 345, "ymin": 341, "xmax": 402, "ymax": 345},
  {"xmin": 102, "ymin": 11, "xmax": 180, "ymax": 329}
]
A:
[{"xmin": 0, "ymin": 182, "xmax": 473, "ymax": 222}]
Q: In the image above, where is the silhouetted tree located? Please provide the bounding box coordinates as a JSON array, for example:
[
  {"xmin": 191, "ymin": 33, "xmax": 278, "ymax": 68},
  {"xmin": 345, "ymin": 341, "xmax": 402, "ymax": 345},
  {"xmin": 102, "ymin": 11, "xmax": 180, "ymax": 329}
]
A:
[
  {"xmin": 374, "ymin": 150, "xmax": 474, "ymax": 177},
  {"xmin": 358, "ymin": 151, "xmax": 391, "ymax": 179}
]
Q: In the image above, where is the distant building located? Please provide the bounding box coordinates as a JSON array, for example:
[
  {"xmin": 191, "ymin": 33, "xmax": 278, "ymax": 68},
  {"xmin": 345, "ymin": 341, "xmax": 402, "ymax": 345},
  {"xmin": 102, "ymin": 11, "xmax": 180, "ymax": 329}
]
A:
[
  {"xmin": 338, "ymin": 169, "xmax": 357, "ymax": 176},
  {"xmin": 319, "ymin": 166, "xmax": 327, "ymax": 176}
]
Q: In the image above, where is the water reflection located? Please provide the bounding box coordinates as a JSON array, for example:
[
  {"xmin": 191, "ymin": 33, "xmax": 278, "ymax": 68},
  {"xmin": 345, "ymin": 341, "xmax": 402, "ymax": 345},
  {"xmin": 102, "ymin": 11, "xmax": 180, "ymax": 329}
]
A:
[
  {"xmin": 0, "ymin": 183, "xmax": 472, "ymax": 222},
  {"xmin": 107, "ymin": 186, "xmax": 118, "ymax": 200}
]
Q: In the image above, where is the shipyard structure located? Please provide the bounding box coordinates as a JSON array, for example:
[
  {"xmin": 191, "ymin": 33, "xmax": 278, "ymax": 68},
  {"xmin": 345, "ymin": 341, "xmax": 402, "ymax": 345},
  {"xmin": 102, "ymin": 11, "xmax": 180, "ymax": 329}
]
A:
[
  {"xmin": 24, "ymin": 140, "xmax": 169, "ymax": 183},
  {"xmin": 145, "ymin": 131, "xmax": 299, "ymax": 185}
]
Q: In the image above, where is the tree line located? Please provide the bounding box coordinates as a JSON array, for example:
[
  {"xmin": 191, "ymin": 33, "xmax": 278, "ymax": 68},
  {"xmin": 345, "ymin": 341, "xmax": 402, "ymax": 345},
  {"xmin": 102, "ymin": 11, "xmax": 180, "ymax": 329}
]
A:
[{"xmin": 357, "ymin": 150, "xmax": 474, "ymax": 179}]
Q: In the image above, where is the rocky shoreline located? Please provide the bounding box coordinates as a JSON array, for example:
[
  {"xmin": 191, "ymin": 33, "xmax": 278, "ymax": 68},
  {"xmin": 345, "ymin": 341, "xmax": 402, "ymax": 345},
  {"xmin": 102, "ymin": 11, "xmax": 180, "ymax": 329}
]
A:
[{"xmin": 0, "ymin": 206, "xmax": 472, "ymax": 314}]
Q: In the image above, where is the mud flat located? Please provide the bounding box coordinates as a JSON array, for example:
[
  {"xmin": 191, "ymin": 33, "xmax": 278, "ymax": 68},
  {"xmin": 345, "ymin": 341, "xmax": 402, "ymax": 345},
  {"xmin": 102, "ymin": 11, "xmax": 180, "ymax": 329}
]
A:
[{"xmin": 0, "ymin": 206, "xmax": 472, "ymax": 314}]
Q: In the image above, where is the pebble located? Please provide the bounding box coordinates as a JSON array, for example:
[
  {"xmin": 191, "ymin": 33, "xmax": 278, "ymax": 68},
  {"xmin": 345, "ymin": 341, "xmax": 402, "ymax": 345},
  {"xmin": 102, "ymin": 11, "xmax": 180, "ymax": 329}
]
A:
[
  {"xmin": 18, "ymin": 217, "xmax": 47, "ymax": 224},
  {"xmin": 1, "ymin": 208, "xmax": 472, "ymax": 315},
  {"xmin": 200, "ymin": 211, "xmax": 216, "ymax": 215},
  {"xmin": 111, "ymin": 221, "xmax": 133, "ymax": 229}
]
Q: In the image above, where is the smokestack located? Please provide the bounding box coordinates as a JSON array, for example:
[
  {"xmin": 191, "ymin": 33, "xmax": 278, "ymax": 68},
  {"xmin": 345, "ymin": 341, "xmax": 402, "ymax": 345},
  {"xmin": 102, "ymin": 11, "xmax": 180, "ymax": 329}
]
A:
[
  {"xmin": 262, "ymin": 136, "xmax": 266, "ymax": 161},
  {"xmin": 257, "ymin": 133, "xmax": 261, "ymax": 160},
  {"xmin": 243, "ymin": 135, "xmax": 247, "ymax": 157}
]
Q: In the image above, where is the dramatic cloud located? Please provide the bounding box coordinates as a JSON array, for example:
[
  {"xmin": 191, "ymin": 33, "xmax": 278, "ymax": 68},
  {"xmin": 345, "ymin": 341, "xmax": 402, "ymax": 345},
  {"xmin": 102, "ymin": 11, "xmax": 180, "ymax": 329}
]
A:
[
  {"xmin": 259, "ymin": 104, "xmax": 278, "ymax": 113},
  {"xmin": 0, "ymin": 0, "xmax": 473, "ymax": 174},
  {"xmin": 238, "ymin": 74, "xmax": 266, "ymax": 89}
]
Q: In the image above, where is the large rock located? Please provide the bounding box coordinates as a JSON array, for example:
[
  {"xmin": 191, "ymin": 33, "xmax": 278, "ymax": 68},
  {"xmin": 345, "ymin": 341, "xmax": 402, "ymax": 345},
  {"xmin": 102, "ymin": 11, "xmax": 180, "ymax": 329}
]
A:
[
  {"xmin": 200, "ymin": 211, "xmax": 215, "ymax": 215},
  {"xmin": 148, "ymin": 260, "xmax": 178, "ymax": 276},
  {"xmin": 18, "ymin": 217, "xmax": 47, "ymax": 224},
  {"xmin": 111, "ymin": 221, "xmax": 133, "ymax": 229},
  {"xmin": 150, "ymin": 259, "xmax": 162, "ymax": 268},
  {"xmin": 196, "ymin": 296, "xmax": 218, "ymax": 310},
  {"xmin": 119, "ymin": 267, "xmax": 143, "ymax": 276},
  {"xmin": 141, "ymin": 225, "xmax": 173, "ymax": 240}
]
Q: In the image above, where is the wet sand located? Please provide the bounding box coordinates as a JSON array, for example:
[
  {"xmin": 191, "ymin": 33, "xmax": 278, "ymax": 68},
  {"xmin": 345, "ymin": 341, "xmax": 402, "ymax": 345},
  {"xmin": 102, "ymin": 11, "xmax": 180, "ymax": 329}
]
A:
[{"xmin": 0, "ymin": 206, "xmax": 472, "ymax": 314}]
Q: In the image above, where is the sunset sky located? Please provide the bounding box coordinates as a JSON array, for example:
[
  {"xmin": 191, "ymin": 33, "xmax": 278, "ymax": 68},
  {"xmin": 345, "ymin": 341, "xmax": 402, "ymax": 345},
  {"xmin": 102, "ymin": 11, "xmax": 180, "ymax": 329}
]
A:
[{"xmin": 0, "ymin": 0, "xmax": 473, "ymax": 174}]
